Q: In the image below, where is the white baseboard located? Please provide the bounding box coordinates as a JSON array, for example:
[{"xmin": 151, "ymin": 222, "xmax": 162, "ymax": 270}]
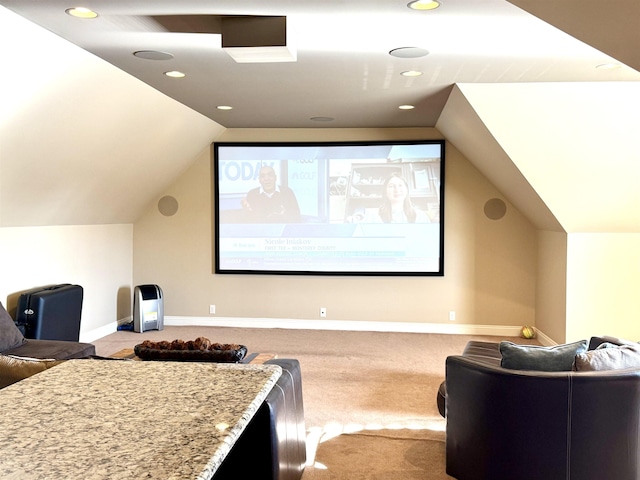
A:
[
  {"xmin": 533, "ymin": 328, "xmax": 556, "ymax": 346},
  {"xmin": 81, "ymin": 321, "xmax": 119, "ymax": 343},
  {"xmin": 84, "ymin": 316, "xmax": 553, "ymax": 343},
  {"xmin": 163, "ymin": 316, "xmax": 530, "ymax": 337}
]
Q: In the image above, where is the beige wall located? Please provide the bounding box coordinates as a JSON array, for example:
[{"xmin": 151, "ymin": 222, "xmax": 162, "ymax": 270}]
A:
[
  {"xmin": 536, "ymin": 230, "xmax": 568, "ymax": 342},
  {"xmin": 565, "ymin": 233, "xmax": 640, "ymax": 342},
  {"xmin": 534, "ymin": 231, "xmax": 640, "ymax": 344},
  {"xmin": 133, "ymin": 128, "xmax": 538, "ymax": 330},
  {"xmin": 0, "ymin": 224, "xmax": 132, "ymax": 341}
]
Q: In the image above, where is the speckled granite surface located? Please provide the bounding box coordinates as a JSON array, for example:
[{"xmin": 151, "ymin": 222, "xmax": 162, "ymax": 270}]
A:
[{"xmin": 0, "ymin": 359, "xmax": 282, "ymax": 480}]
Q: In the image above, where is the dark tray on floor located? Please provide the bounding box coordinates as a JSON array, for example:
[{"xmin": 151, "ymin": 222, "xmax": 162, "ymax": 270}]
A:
[{"xmin": 133, "ymin": 344, "xmax": 247, "ymax": 363}]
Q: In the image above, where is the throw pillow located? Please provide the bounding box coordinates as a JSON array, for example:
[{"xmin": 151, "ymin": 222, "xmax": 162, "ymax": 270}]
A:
[
  {"xmin": 574, "ymin": 343, "xmax": 640, "ymax": 371},
  {"xmin": 500, "ymin": 339, "xmax": 588, "ymax": 371},
  {"xmin": 0, "ymin": 301, "xmax": 26, "ymax": 352},
  {"xmin": 0, "ymin": 355, "xmax": 64, "ymax": 389}
]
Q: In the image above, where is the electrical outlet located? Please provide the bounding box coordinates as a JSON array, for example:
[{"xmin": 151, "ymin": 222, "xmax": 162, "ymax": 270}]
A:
[
  {"xmin": 209, "ymin": 304, "xmax": 216, "ymax": 315},
  {"xmin": 320, "ymin": 307, "xmax": 327, "ymax": 318},
  {"xmin": 449, "ymin": 311, "xmax": 456, "ymax": 321}
]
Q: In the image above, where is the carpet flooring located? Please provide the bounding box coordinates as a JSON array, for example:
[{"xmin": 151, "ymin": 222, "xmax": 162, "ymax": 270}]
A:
[{"xmin": 305, "ymin": 428, "xmax": 450, "ymax": 480}]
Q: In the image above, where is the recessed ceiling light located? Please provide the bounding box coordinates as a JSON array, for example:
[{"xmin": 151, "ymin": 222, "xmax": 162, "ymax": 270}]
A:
[
  {"xmin": 310, "ymin": 117, "xmax": 335, "ymax": 122},
  {"xmin": 133, "ymin": 50, "xmax": 174, "ymax": 61},
  {"xmin": 399, "ymin": 105, "xmax": 415, "ymax": 110},
  {"xmin": 217, "ymin": 106, "xmax": 233, "ymax": 111},
  {"xmin": 389, "ymin": 47, "xmax": 429, "ymax": 59},
  {"xmin": 65, "ymin": 7, "xmax": 98, "ymax": 19},
  {"xmin": 164, "ymin": 71, "xmax": 186, "ymax": 78},
  {"xmin": 408, "ymin": 0, "xmax": 440, "ymax": 10},
  {"xmin": 401, "ymin": 70, "xmax": 423, "ymax": 77}
]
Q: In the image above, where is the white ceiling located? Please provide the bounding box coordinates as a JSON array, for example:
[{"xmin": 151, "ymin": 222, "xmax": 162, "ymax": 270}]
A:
[{"xmin": 2, "ymin": 0, "xmax": 639, "ymax": 129}]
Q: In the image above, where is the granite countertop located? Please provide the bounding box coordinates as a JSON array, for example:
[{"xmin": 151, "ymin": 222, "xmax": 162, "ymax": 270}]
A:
[{"xmin": 0, "ymin": 359, "xmax": 282, "ymax": 480}]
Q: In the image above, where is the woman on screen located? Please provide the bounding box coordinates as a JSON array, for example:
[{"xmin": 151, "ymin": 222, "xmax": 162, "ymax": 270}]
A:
[{"xmin": 363, "ymin": 173, "xmax": 431, "ymax": 224}]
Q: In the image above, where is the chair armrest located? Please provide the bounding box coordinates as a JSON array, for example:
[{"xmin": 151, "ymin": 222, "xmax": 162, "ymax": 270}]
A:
[{"xmin": 445, "ymin": 355, "xmax": 571, "ymax": 480}]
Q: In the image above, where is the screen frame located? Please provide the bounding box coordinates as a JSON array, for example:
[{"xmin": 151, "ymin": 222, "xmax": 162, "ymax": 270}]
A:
[{"xmin": 213, "ymin": 139, "xmax": 445, "ymax": 276}]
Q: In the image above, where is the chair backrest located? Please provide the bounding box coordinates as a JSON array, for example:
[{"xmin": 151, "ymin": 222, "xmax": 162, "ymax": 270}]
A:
[{"xmin": 445, "ymin": 355, "xmax": 640, "ymax": 480}]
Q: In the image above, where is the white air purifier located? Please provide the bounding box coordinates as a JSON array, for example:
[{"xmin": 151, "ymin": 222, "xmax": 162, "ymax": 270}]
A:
[{"xmin": 133, "ymin": 284, "xmax": 164, "ymax": 333}]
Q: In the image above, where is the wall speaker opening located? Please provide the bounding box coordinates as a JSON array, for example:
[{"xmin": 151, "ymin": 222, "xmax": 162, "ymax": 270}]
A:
[
  {"xmin": 484, "ymin": 198, "xmax": 506, "ymax": 220},
  {"xmin": 158, "ymin": 196, "xmax": 179, "ymax": 216}
]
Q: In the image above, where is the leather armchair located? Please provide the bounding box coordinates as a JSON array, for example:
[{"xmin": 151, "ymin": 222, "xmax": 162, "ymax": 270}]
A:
[{"xmin": 445, "ymin": 341, "xmax": 640, "ymax": 480}]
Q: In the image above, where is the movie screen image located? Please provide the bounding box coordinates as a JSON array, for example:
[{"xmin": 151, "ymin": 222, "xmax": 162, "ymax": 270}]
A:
[{"xmin": 214, "ymin": 140, "xmax": 444, "ymax": 276}]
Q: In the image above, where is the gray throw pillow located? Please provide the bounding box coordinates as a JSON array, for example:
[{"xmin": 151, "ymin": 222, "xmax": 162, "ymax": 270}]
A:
[
  {"xmin": 0, "ymin": 301, "xmax": 26, "ymax": 352},
  {"xmin": 500, "ymin": 339, "xmax": 588, "ymax": 371},
  {"xmin": 574, "ymin": 343, "xmax": 640, "ymax": 371}
]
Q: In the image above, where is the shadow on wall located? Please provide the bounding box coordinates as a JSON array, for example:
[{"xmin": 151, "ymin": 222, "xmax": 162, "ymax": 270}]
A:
[{"xmin": 117, "ymin": 285, "xmax": 132, "ymax": 322}]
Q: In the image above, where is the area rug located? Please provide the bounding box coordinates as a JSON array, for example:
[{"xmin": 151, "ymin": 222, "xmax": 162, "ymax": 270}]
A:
[{"xmin": 301, "ymin": 428, "xmax": 453, "ymax": 480}]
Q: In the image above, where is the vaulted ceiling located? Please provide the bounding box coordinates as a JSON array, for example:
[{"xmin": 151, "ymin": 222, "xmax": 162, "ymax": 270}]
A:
[
  {"xmin": 2, "ymin": 0, "xmax": 639, "ymax": 129},
  {"xmin": 1, "ymin": 1, "xmax": 639, "ymax": 231}
]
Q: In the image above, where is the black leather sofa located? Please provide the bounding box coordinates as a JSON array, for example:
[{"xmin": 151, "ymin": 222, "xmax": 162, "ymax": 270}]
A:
[
  {"xmin": 3, "ymin": 338, "xmax": 95, "ymax": 359},
  {"xmin": 1, "ymin": 300, "xmax": 95, "ymax": 360},
  {"xmin": 1, "ymin": 300, "xmax": 95, "ymax": 389},
  {"xmin": 214, "ymin": 358, "xmax": 306, "ymax": 480},
  {"xmin": 441, "ymin": 337, "xmax": 640, "ymax": 480}
]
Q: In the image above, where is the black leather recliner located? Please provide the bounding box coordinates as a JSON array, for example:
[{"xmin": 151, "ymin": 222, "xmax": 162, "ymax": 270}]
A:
[{"xmin": 444, "ymin": 338, "xmax": 640, "ymax": 480}]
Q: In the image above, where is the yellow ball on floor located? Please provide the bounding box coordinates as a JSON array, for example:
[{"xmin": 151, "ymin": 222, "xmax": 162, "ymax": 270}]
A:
[{"xmin": 521, "ymin": 326, "xmax": 536, "ymax": 339}]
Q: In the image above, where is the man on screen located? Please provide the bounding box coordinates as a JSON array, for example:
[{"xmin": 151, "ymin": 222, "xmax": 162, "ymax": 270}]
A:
[{"xmin": 241, "ymin": 165, "xmax": 301, "ymax": 223}]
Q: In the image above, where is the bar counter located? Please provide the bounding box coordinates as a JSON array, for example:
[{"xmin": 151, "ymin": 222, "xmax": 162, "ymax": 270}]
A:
[{"xmin": 0, "ymin": 359, "xmax": 282, "ymax": 479}]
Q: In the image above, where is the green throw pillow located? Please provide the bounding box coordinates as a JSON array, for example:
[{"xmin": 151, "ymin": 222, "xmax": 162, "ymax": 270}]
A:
[{"xmin": 499, "ymin": 340, "xmax": 588, "ymax": 371}]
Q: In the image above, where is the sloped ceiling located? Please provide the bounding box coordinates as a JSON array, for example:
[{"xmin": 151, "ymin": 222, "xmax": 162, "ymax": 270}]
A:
[
  {"xmin": 437, "ymin": 82, "xmax": 640, "ymax": 233},
  {"xmin": 1, "ymin": 2, "xmax": 639, "ymax": 232},
  {"xmin": 0, "ymin": 6, "xmax": 224, "ymax": 227},
  {"xmin": 435, "ymin": 86, "xmax": 563, "ymax": 232},
  {"xmin": 2, "ymin": 0, "xmax": 639, "ymax": 130},
  {"xmin": 510, "ymin": 0, "xmax": 640, "ymax": 73}
]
